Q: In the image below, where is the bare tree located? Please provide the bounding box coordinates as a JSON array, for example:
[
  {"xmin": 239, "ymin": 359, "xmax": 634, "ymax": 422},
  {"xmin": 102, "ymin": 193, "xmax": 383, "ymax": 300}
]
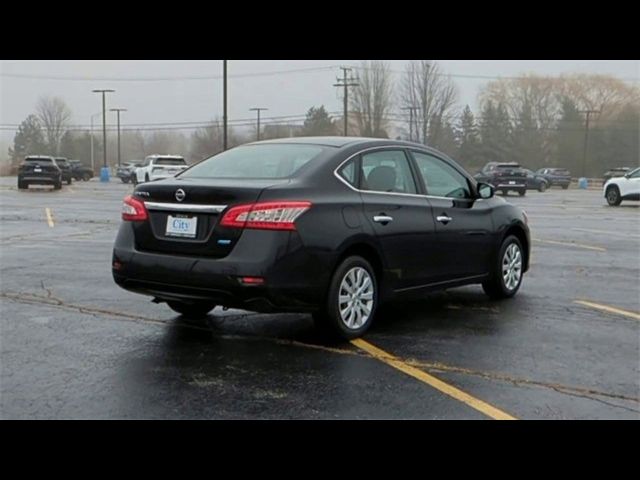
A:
[
  {"xmin": 400, "ymin": 61, "xmax": 458, "ymax": 145},
  {"xmin": 36, "ymin": 96, "xmax": 72, "ymax": 155},
  {"xmin": 350, "ymin": 61, "xmax": 393, "ymax": 138}
]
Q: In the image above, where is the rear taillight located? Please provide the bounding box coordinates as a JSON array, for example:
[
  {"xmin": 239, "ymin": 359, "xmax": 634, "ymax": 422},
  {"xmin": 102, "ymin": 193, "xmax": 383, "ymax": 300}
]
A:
[
  {"xmin": 122, "ymin": 195, "xmax": 148, "ymax": 221},
  {"xmin": 219, "ymin": 201, "xmax": 311, "ymax": 231}
]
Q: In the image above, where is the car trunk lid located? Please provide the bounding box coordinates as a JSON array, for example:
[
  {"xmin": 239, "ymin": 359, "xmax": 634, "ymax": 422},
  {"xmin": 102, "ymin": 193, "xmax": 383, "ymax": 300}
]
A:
[{"xmin": 131, "ymin": 177, "xmax": 288, "ymax": 257}]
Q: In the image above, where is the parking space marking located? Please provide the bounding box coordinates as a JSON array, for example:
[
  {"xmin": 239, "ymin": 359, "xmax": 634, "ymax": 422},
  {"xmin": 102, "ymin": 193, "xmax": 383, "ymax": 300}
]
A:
[
  {"xmin": 572, "ymin": 228, "xmax": 640, "ymax": 239},
  {"xmin": 574, "ymin": 300, "xmax": 640, "ymax": 321},
  {"xmin": 532, "ymin": 238, "xmax": 606, "ymax": 252},
  {"xmin": 351, "ymin": 338, "xmax": 517, "ymax": 420},
  {"xmin": 45, "ymin": 208, "xmax": 54, "ymax": 228}
]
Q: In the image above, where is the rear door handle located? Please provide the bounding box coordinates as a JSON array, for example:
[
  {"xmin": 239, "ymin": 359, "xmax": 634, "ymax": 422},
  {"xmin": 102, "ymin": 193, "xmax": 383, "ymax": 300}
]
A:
[
  {"xmin": 436, "ymin": 215, "xmax": 452, "ymax": 224},
  {"xmin": 373, "ymin": 215, "xmax": 393, "ymax": 224}
]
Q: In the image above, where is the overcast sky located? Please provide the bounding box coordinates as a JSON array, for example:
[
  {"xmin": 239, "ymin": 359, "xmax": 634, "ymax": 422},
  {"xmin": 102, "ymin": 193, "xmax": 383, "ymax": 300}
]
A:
[{"xmin": 1, "ymin": 60, "xmax": 638, "ymax": 142}]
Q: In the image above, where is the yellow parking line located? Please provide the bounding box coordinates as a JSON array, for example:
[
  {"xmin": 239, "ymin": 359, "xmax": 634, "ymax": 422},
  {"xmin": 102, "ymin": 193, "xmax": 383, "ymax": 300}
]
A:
[
  {"xmin": 574, "ymin": 300, "xmax": 640, "ymax": 321},
  {"xmin": 351, "ymin": 338, "xmax": 517, "ymax": 420},
  {"xmin": 45, "ymin": 208, "xmax": 54, "ymax": 228},
  {"xmin": 532, "ymin": 238, "xmax": 606, "ymax": 252}
]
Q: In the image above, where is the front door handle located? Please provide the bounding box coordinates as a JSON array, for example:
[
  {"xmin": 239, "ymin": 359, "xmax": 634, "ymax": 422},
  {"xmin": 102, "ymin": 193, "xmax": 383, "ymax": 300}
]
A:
[
  {"xmin": 436, "ymin": 214, "xmax": 452, "ymax": 224},
  {"xmin": 373, "ymin": 215, "xmax": 393, "ymax": 224}
]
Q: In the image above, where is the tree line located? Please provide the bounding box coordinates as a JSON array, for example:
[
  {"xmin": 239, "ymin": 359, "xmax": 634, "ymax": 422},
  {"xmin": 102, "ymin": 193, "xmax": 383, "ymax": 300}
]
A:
[{"xmin": 5, "ymin": 61, "xmax": 639, "ymax": 177}]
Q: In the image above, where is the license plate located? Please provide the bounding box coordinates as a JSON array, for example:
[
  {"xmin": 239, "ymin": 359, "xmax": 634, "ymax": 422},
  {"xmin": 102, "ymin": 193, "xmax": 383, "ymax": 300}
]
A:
[
  {"xmin": 34, "ymin": 168, "xmax": 42, "ymax": 172},
  {"xmin": 166, "ymin": 215, "xmax": 197, "ymax": 238},
  {"xmin": 509, "ymin": 181, "xmax": 515, "ymax": 184}
]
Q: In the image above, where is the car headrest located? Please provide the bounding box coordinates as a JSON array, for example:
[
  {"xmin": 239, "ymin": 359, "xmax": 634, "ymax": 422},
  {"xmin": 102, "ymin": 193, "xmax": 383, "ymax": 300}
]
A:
[{"xmin": 367, "ymin": 166, "xmax": 396, "ymax": 192}]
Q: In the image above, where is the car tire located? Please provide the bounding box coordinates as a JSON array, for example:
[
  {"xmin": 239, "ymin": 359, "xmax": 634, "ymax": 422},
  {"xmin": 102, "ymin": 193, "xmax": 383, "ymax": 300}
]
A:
[
  {"xmin": 606, "ymin": 185, "xmax": 622, "ymax": 206},
  {"xmin": 562, "ymin": 184, "xmax": 569, "ymax": 190},
  {"xmin": 167, "ymin": 301, "xmax": 216, "ymax": 320},
  {"xmin": 54, "ymin": 181, "xmax": 62, "ymax": 190},
  {"xmin": 518, "ymin": 189, "xmax": 526, "ymax": 196},
  {"xmin": 538, "ymin": 182, "xmax": 547, "ymax": 192},
  {"xmin": 482, "ymin": 235, "xmax": 524, "ymax": 300},
  {"xmin": 121, "ymin": 177, "xmax": 129, "ymax": 183},
  {"xmin": 313, "ymin": 255, "xmax": 378, "ymax": 340},
  {"xmin": 18, "ymin": 180, "xmax": 27, "ymax": 189},
  {"xmin": 82, "ymin": 173, "xmax": 91, "ymax": 181},
  {"xmin": 67, "ymin": 178, "xmax": 72, "ymax": 185},
  {"xmin": 145, "ymin": 174, "xmax": 150, "ymax": 183}
]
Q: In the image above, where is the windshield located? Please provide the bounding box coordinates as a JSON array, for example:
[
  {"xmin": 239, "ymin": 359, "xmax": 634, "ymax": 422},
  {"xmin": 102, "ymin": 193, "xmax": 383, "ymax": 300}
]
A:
[
  {"xmin": 155, "ymin": 158, "xmax": 186, "ymax": 166},
  {"xmin": 180, "ymin": 144, "xmax": 327, "ymax": 179}
]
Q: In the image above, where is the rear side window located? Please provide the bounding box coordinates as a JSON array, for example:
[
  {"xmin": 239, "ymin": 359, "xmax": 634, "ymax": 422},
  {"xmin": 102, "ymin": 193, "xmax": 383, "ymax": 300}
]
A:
[
  {"xmin": 181, "ymin": 144, "xmax": 326, "ymax": 179},
  {"xmin": 360, "ymin": 150, "xmax": 417, "ymax": 194},
  {"xmin": 338, "ymin": 160, "xmax": 357, "ymax": 186}
]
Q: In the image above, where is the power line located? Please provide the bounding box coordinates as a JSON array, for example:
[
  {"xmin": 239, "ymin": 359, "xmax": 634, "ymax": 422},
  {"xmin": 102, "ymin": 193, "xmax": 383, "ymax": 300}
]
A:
[{"xmin": 0, "ymin": 65, "xmax": 341, "ymax": 82}]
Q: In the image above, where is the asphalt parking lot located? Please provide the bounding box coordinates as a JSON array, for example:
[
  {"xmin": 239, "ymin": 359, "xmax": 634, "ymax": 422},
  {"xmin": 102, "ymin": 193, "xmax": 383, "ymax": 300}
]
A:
[{"xmin": 1, "ymin": 176, "xmax": 638, "ymax": 419}]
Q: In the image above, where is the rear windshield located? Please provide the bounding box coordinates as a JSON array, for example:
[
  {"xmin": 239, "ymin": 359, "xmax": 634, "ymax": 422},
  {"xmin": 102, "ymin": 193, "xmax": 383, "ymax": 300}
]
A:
[
  {"xmin": 25, "ymin": 158, "xmax": 52, "ymax": 163},
  {"xmin": 181, "ymin": 144, "xmax": 327, "ymax": 179},
  {"xmin": 155, "ymin": 158, "xmax": 186, "ymax": 165},
  {"xmin": 496, "ymin": 164, "xmax": 520, "ymax": 169}
]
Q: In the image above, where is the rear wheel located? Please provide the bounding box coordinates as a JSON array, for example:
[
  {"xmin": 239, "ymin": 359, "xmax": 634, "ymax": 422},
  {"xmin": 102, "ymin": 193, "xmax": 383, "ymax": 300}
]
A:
[
  {"xmin": 606, "ymin": 185, "xmax": 622, "ymax": 206},
  {"xmin": 313, "ymin": 256, "xmax": 377, "ymax": 340},
  {"xmin": 538, "ymin": 182, "xmax": 547, "ymax": 192},
  {"xmin": 167, "ymin": 301, "xmax": 216, "ymax": 320},
  {"xmin": 82, "ymin": 173, "xmax": 91, "ymax": 181},
  {"xmin": 562, "ymin": 184, "xmax": 569, "ymax": 190},
  {"xmin": 518, "ymin": 189, "xmax": 526, "ymax": 196},
  {"xmin": 482, "ymin": 235, "xmax": 524, "ymax": 300},
  {"xmin": 145, "ymin": 174, "xmax": 150, "ymax": 183},
  {"xmin": 54, "ymin": 180, "xmax": 62, "ymax": 190}
]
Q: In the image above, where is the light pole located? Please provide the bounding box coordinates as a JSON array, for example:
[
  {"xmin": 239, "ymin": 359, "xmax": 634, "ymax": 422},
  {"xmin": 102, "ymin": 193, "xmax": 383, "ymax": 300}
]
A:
[
  {"xmin": 249, "ymin": 108, "xmax": 268, "ymax": 141},
  {"xmin": 578, "ymin": 109, "xmax": 600, "ymax": 178},
  {"xmin": 92, "ymin": 89, "xmax": 115, "ymax": 180},
  {"xmin": 110, "ymin": 108, "xmax": 127, "ymax": 167},
  {"xmin": 223, "ymin": 60, "xmax": 228, "ymax": 150},
  {"xmin": 90, "ymin": 112, "xmax": 101, "ymax": 171}
]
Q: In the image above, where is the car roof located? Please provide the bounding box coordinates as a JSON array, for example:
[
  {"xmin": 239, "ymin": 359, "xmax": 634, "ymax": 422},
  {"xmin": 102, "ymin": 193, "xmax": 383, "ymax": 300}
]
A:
[
  {"xmin": 25, "ymin": 155, "xmax": 54, "ymax": 159},
  {"xmin": 245, "ymin": 136, "xmax": 425, "ymax": 149}
]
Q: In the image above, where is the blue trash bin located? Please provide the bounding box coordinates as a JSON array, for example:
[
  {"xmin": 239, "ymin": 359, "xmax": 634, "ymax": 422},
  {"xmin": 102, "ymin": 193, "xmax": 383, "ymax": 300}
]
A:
[
  {"xmin": 578, "ymin": 177, "xmax": 588, "ymax": 189},
  {"xmin": 100, "ymin": 167, "xmax": 110, "ymax": 182}
]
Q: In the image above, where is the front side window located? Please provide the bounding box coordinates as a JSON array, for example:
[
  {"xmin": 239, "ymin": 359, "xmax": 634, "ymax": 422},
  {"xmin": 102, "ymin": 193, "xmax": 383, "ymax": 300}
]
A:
[
  {"xmin": 412, "ymin": 151, "xmax": 471, "ymax": 199},
  {"xmin": 360, "ymin": 150, "xmax": 417, "ymax": 194},
  {"xmin": 180, "ymin": 144, "xmax": 327, "ymax": 179}
]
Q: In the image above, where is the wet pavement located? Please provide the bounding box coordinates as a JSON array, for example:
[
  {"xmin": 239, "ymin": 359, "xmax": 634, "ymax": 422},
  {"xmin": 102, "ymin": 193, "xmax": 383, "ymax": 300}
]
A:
[{"xmin": 1, "ymin": 177, "xmax": 638, "ymax": 419}]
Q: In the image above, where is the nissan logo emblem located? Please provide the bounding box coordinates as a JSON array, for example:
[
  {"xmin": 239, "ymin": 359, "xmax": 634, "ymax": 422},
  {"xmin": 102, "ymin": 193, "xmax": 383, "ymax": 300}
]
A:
[{"xmin": 175, "ymin": 189, "xmax": 186, "ymax": 202}]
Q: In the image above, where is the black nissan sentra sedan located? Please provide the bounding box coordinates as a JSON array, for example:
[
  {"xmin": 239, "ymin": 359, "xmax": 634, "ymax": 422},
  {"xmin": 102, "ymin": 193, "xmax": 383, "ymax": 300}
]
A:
[{"xmin": 113, "ymin": 137, "xmax": 530, "ymax": 339}]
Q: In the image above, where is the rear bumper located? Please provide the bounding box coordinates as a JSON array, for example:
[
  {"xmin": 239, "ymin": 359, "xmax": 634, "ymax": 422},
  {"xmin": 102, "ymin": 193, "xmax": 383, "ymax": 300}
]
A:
[
  {"xmin": 495, "ymin": 182, "xmax": 526, "ymax": 189},
  {"xmin": 19, "ymin": 174, "xmax": 60, "ymax": 184},
  {"xmin": 112, "ymin": 222, "xmax": 332, "ymax": 312}
]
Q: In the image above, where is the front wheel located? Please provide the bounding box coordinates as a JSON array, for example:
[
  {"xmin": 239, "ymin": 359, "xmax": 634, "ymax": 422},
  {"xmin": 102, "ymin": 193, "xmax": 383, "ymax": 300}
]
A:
[
  {"xmin": 538, "ymin": 182, "xmax": 547, "ymax": 192},
  {"xmin": 482, "ymin": 235, "xmax": 524, "ymax": 300},
  {"xmin": 121, "ymin": 177, "xmax": 129, "ymax": 183},
  {"xmin": 167, "ymin": 301, "xmax": 216, "ymax": 320},
  {"xmin": 82, "ymin": 173, "xmax": 91, "ymax": 181},
  {"xmin": 606, "ymin": 186, "xmax": 622, "ymax": 206},
  {"xmin": 67, "ymin": 177, "xmax": 72, "ymax": 185},
  {"xmin": 313, "ymin": 256, "xmax": 377, "ymax": 340},
  {"xmin": 518, "ymin": 189, "xmax": 526, "ymax": 197},
  {"xmin": 562, "ymin": 184, "xmax": 569, "ymax": 190}
]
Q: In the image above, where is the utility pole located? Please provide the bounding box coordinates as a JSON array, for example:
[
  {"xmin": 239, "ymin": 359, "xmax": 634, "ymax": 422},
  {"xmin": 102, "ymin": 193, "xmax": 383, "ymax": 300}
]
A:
[
  {"xmin": 578, "ymin": 109, "xmax": 600, "ymax": 177},
  {"xmin": 90, "ymin": 112, "xmax": 101, "ymax": 172},
  {"xmin": 333, "ymin": 67, "xmax": 359, "ymax": 136},
  {"xmin": 110, "ymin": 108, "xmax": 127, "ymax": 167},
  {"xmin": 401, "ymin": 107, "xmax": 419, "ymax": 142},
  {"xmin": 249, "ymin": 108, "xmax": 268, "ymax": 141},
  {"xmin": 223, "ymin": 60, "xmax": 228, "ymax": 150},
  {"xmin": 92, "ymin": 89, "xmax": 115, "ymax": 172}
]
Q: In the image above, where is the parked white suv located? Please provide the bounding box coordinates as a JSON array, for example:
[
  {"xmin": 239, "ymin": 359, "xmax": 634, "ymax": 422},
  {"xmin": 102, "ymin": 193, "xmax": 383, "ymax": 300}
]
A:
[
  {"xmin": 134, "ymin": 155, "xmax": 188, "ymax": 184},
  {"xmin": 603, "ymin": 166, "xmax": 640, "ymax": 206}
]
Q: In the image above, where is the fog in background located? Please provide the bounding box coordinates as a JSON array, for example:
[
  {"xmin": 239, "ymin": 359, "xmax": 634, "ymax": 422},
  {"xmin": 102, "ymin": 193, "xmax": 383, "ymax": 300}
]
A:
[{"xmin": 1, "ymin": 60, "xmax": 638, "ymax": 176}]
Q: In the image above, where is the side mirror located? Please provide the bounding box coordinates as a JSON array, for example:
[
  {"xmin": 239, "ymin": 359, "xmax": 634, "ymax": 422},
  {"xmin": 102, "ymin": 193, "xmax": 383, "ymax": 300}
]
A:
[{"xmin": 477, "ymin": 182, "xmax": 494, "ymax": 199}]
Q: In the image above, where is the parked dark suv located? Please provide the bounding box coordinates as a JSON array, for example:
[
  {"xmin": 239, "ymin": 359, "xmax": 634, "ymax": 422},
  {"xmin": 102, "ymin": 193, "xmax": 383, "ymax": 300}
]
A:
[
  {"xmin": 113, "ymin": 137, "xmax": 531, "ymax": 340},
  {"xmin": 475, "ymin": 162, "xmax": 528, "ymax": 196},
  {"xmin": 55, "ymin": 157, "xmax": 73, "ymax": 185},
  {"xmin": 18, "ymin": 155, "xmax": 62, "ymax": 189},
  {"xmin": 536, "ymin": 168, "xmax": 571, "ymax": 189},
  {"xmin": 69, "ymin": 160, "xmax": 94, "ymax": 181}
]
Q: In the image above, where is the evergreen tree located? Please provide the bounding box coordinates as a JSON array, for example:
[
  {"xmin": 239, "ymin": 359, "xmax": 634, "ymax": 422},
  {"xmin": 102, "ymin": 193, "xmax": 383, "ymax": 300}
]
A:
[
  {"xmin": 8, "ymin": 115, "xmax": 47, "ymax": 164},
  {"xmin": 455, "ymin": 105, "xmax": 481, "ymax": 170},
  {"xmin": 553, "ymin": 97, "xmax": 584, "ymax": 174},
  {"xmin": 511, "ymin": 102, "xmax": 545, "ymax": 169},
  {"xmin": 299, "ymin": 106, "xmax": 336, "ymax": 136},
  {"xmin": 479, "ymin": 101, "xmax": 512, "ymax": 165}
]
